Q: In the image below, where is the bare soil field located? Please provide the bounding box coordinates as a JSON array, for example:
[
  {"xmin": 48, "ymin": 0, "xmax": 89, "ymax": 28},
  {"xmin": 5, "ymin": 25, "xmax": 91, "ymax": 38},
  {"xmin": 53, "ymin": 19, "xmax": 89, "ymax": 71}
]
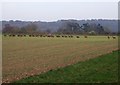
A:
[{"xmin": 2, "ymin": 36, "xmax": 118, "ymax": 83}]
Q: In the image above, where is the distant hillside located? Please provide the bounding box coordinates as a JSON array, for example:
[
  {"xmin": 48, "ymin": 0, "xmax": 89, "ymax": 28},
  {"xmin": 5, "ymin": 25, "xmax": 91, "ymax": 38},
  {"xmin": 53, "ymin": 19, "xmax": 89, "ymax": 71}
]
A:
[{"xmin": 0, "ymin": 19, "xmax": 118, "ymax": 33}]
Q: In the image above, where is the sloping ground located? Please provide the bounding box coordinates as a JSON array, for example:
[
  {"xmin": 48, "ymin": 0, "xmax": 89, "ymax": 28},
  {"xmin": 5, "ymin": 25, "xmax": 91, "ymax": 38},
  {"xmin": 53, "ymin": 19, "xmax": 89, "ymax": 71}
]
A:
[
  {"xmin": 14, "ymin": 50, "xmax": 119, "ymax": 83},
  {"xmin": 2, "ymin": 36, "xmax": 118, "ymax": 83}
]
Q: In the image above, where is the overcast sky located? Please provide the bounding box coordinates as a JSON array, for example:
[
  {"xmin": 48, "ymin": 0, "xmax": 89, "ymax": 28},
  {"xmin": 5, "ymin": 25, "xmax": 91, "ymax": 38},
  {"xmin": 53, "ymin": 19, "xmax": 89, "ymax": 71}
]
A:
[{"xmin": 1, "ymin": 0, "xmax": 119, "ymax": 21}]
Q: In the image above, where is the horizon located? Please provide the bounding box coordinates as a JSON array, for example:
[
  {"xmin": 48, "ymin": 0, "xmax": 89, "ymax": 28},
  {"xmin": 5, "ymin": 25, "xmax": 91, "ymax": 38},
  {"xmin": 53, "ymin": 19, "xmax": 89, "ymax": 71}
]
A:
[{"xmin": 1, "ymin": 19, "xmax": 118, "ymax": 22}]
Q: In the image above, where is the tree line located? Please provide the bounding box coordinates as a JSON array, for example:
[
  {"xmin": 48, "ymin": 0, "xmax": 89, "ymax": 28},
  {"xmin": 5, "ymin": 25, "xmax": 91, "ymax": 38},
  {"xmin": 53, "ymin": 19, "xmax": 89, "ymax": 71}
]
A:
[{"xmin": 2, "ymin": 22, "xmax": 117, "ymax": 35}]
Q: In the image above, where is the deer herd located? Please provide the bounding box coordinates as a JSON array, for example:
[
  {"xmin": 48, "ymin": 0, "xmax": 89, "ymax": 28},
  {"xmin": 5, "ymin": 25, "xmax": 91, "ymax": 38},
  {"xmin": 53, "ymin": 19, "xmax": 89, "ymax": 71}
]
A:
[{"xmin": 3, "ymin": 34, "xmax": 116, "ymax": 39}]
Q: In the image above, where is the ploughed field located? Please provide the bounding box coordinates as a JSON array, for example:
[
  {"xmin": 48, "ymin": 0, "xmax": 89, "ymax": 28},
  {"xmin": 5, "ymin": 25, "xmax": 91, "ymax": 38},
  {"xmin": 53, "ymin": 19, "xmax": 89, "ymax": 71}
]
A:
[{"xmin": 2, "ymin": 35, "xmax": 118, "ymax": 83}]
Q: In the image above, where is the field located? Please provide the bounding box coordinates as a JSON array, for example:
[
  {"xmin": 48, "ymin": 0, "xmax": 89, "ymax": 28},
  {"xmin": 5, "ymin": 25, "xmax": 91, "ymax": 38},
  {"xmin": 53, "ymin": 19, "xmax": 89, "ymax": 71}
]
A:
[
  {"xmin": 2, "ymin": 35, "xmax": 118, "ymax": 83},
  {"xmin": 14, "ymin": 50, "xmax": 119, "ymax": 83}
]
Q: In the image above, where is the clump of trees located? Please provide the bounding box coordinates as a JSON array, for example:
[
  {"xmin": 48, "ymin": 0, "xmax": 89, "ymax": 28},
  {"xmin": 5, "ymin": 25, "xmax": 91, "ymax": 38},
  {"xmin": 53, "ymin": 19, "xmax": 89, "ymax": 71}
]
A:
[
  {"xmin": 3, "ymin": 24, "xmax": 20, "ymax": 34},
  {"xmin": 56, "ymin": 22, "xmax": 110, "ymax": 35},
  {"xmin": 20, "ymin": 24, "xmax": 38, "ymax": 34},
  {"xmin": 57, "ymin": 22, "xmax": 84, "ymax": 34},
  {"xmin": 3, "ymin": 23, "xmax": 40, "ymax": 35}
]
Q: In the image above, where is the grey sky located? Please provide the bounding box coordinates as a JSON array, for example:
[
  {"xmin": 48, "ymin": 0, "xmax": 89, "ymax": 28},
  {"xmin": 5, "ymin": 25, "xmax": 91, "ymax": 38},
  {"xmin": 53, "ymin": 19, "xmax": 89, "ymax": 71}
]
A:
[{"xmin": 2, "ymin": 2, "xmax": 118, "ymax": 21}]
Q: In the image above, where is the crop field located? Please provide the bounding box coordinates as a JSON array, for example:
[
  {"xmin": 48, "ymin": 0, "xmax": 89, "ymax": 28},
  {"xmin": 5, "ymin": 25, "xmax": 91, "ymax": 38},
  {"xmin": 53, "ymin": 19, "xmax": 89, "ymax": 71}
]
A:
[{"xmin": 2, "ymin": 35, "xmax": 118, "ymax": 83}]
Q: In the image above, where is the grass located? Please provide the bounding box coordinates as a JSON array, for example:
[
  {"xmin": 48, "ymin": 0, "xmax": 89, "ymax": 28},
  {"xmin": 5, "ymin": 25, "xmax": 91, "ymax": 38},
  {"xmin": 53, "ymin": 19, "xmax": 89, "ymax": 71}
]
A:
[
  {"xmin": 14, "ymin": 50, "xmax": 119, "ymax": 83},
  {"xmin": 2, "ymin": 36, "xmax": 118, "ymax": 82}
]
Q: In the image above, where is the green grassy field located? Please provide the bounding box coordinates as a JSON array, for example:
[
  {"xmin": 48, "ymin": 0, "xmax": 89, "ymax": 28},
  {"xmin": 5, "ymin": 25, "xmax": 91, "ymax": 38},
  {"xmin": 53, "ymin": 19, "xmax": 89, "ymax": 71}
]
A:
[
  {"xmin": 14, "ymin": 50, "xmax": 119, "ymax": 83},
  {"xmin": 2, "ymin": 35, "xmax": 118, "ymax": 83}
]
